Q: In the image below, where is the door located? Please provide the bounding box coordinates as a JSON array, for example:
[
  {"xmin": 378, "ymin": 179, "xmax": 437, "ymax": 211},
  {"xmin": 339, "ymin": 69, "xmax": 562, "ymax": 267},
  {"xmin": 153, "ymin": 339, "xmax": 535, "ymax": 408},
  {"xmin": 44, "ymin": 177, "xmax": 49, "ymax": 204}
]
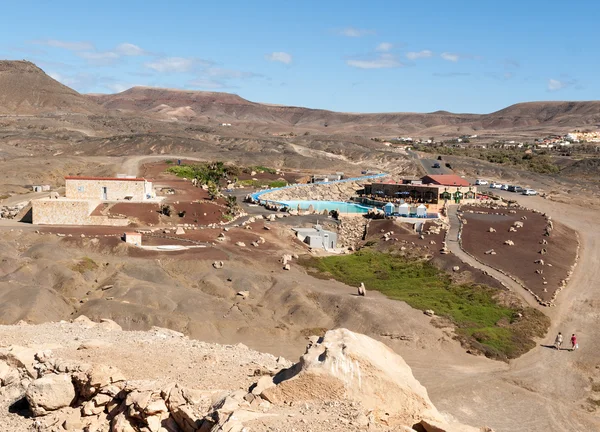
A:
[{"xmin": 102, "ymin": 187, "xmax": 108, "ymax": 200}]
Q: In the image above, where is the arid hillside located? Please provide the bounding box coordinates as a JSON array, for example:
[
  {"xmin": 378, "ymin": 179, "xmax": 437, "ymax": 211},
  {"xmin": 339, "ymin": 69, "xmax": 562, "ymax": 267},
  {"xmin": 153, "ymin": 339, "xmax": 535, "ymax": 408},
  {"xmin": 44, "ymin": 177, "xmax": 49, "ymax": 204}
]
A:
[
  {"xmin": 0, "ymin": 61, "xmax": 102, "ymax": 115},
  {"xmin": 88, "ymin": 86, "xmax": 600, "ymax": 135}
]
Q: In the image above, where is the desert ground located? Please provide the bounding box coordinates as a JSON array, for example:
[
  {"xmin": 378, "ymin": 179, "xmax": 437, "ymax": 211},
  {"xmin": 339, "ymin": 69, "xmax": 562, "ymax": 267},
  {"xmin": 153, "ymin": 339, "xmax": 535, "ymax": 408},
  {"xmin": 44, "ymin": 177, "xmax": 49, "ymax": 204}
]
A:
[{"xmin": 1, "ymin": 60, "xmax": 600, "ymax": 431}]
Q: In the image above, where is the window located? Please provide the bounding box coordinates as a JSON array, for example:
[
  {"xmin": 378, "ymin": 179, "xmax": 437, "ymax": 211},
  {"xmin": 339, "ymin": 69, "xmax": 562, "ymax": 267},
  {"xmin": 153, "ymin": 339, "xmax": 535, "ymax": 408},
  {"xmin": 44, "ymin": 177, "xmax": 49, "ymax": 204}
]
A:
[{"xmin": 78, "ymin": 186, "xmax": 85, "ymax": 192}]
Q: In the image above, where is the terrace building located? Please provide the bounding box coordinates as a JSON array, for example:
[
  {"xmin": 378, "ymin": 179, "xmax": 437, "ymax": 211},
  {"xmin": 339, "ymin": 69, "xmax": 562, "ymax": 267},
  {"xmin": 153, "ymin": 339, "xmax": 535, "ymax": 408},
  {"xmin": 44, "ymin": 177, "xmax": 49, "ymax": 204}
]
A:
[
  {"xmin": 31, "ymin": 176, "xmax": 157, "ymax": 225},
  {"xmin": 361, "ymin": 175, "xmax": 478, "ymax": 212}
]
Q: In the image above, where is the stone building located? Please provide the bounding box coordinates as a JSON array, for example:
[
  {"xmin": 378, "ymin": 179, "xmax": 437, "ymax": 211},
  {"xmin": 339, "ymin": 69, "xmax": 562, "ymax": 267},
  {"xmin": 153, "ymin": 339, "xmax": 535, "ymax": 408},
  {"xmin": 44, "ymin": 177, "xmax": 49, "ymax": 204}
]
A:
[
  {"xmin": 65, "ymin": 177, "xmax": 155, "ymax": 201},
  {"xmin": 31, "ymin": 176, "xmax": 156, "ymax": 225}
]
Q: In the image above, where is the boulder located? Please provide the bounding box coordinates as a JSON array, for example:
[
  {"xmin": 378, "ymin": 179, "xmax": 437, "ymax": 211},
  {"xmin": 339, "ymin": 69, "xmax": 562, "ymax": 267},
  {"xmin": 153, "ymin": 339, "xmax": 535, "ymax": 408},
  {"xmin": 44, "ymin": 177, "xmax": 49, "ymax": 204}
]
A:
[
  {"xmin": 0, "ymin": 345, "xmax": 38, "ymax": 378},
  {"xmin": 358, "ymin": 282, "xmax": 366, "ymax": 297},
  {"xmin": 283, "ymin": 264, "xmax": 291, "ymax": 271},
  {"xmin": 452, "ymin": 266, "xmax": 460, "ymax": 272},
  {"xmin": 263, "ymin": 329, "xmax": 478, "ymax": 430},
  {"xmin": 235, "ymin": 242, "xmax": 246, "ymax": 247},
  {"xmin": 73, "ymin": 315, "xmax": 96, "ymax": 328},
  {"xmin": 237, "ymin": 291, "xmax": 250, "ymax": 299},
  {"xmin": 99, "ymin": 318, "xmax": 122, "ymax": 331},
  {"xmin": 26, "ymin": 373, "xmax": 76, "ymax": 416},
  {"xmin": 504, "ymin": 240, "xmax": 514, "ymax": 246},
  {"xmin": 0, "ymin": 360, "xmax": 19, "ymax": 386},
  {"xmin": 213, "ymin": 261, "xmax": 224, "ymax": 269},
  {"xmin": 488, "ymin": 227, "xmax": 496, "ymax": 233},
  {"xmin": 424, "ymin": 310, "xmax": 435, "ymax": 317}
]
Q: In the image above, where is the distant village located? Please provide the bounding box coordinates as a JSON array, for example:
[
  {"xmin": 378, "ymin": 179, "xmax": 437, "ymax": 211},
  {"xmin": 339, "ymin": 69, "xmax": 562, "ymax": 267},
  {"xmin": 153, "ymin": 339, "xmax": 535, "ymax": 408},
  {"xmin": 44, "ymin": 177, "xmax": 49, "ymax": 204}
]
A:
[{"xmin": 376, "ymin": 130, "xmax": 600, "ymax": 152}]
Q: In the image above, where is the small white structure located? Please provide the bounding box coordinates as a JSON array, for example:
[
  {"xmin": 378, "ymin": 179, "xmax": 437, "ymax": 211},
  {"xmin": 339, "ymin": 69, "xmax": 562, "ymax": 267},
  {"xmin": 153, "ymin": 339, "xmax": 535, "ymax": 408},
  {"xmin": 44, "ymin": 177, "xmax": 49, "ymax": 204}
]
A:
[
  {"xmin": 384, "ymin": 202, "xmax": 395, "ymax": 216},
  {"xmin": 416, "ymin": 204, "xmax": 427, "ymax": 218},
  {"xmin": 124, "ymin": 232, "xmax": 142, "ymax": 246},
  {"xmin": 398, "ymin": 203, "xmax": 410, "ymax": 217}
]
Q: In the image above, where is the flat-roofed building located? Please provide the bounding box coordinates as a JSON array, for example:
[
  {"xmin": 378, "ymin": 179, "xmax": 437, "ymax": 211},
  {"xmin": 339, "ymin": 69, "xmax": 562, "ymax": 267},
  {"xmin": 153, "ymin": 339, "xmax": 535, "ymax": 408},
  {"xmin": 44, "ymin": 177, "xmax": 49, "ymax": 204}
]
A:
[{"xmin": 65, "ymin": 176, "xmax": 155, "ymax": 201}]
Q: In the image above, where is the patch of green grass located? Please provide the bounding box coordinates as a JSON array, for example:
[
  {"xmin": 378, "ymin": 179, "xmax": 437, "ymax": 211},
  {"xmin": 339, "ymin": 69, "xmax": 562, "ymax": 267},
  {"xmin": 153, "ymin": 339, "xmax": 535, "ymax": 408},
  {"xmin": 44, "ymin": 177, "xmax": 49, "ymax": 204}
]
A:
[
  {"xmin": 71, "ymin": 257, "xmax": 98, "ymax": 274},
  {"xmin": 164, "ymin": 159, "xmax": 173, "ymax": 164},
  {"xmin": 413, "ymin": 144, "xmax": 560, "ymax": 174},
  {"xmin": 239, "ymin": 179, "xmax": 287, "ymax": 188},
  {"xmin": 250, "ymin": 165, "xmax": 278, "ymax": 174},
  {"xmin": 301, "ymin": 251, "xmax": 548, "ymax": 360}
]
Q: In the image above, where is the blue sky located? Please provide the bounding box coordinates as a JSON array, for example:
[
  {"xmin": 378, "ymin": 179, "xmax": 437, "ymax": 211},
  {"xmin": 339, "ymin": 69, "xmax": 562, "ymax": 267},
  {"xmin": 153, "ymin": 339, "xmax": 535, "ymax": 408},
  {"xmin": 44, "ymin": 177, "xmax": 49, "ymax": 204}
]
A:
[{"xmin": 1, "ymin": 0, "xmax": 598, "ymax": 113}]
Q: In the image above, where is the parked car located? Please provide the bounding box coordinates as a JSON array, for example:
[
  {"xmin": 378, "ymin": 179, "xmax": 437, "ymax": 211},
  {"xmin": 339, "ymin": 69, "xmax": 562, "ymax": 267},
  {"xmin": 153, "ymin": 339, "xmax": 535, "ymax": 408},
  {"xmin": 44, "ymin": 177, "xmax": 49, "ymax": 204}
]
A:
[
  {"xmin": 522, "ymin": 189, "xmax": 538, "ymax": 195},
  {"xmin": 508, "ymin": 185, "xmax": 523, "ymax": 193},
  {"xmin": 475, "ymin": 179, "xmax": 488, "ymax": 185},
  {"xmin": 500, "ymin": 184, "xmax": 509, "ymax": 190},
  {"xmin": 489, "ymin": 182, "xmax": 502, "ymax": 189},
  {"xmin": 432, "ymin": 163, "xmax": 441, "ymax": 168}
]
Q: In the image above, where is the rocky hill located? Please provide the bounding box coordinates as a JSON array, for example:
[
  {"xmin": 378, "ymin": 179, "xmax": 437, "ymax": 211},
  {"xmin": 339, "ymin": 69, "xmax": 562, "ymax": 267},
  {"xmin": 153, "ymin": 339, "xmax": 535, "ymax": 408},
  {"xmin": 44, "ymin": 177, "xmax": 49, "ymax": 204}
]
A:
[
  {"xmin": 88, "ymin": 86, "xmax": 600, "ymax": 135},
  {"xmin": 0, "ymin": 321, "xmax": 485, "ymax": 431},
  {"xmin": 0, "ymin": 61, "xmax": 102, "ymax": 115}
]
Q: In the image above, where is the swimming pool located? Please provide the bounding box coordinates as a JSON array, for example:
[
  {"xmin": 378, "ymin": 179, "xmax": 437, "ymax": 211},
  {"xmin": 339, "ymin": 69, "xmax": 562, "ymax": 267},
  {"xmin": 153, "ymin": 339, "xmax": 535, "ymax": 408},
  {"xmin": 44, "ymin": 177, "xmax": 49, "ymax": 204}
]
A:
[{"xmin": 279, "ymin": 200, "xmax": 373, "ymax": 214}]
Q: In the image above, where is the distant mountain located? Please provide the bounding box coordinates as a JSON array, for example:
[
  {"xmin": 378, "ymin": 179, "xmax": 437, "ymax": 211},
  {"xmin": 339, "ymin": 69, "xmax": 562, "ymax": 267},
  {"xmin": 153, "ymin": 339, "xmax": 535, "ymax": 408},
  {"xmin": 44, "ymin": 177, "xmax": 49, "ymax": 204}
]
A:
[
  {"xmin": 89, "ymin": 86, "xmax": 600, "ymax": 134},
  {"xmin": 1, "ymin": 61, "xmax": 598, "ymax": 135},
  {"xmin": 0, "ymin": 61, "xmax": 102, "ymax": 115}
]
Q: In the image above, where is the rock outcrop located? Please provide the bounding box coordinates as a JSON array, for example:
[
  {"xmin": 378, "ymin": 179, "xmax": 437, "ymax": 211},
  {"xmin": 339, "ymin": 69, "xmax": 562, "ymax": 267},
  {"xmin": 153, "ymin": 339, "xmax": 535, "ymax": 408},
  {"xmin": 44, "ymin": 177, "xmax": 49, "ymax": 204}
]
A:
[
  {"xmin": 0, "ymin": 323, "xmax": 486, "ymax": 432},
  {"xmin": 261, "ymin": 329, "xmax": 480, "ymax": 431}
]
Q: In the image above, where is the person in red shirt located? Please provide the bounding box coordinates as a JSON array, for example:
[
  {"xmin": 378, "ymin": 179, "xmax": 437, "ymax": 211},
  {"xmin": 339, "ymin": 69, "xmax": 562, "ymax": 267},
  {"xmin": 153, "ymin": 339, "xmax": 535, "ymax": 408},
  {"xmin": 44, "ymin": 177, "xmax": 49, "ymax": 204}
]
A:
[{"xmin": 571, "ymin": 334, "xmax": 578, "ymax": 351}]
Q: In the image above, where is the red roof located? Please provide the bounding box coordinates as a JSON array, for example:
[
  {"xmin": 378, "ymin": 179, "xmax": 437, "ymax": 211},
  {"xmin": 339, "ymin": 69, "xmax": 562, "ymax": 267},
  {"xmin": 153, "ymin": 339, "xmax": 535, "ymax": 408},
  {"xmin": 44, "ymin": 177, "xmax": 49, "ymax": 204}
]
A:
[
  {"xmin": 65, "ymin": 176, "xmax": 147, "ymax": 182},
  {"xmin": 422, "ymin": 175, "xmax": 470, "ymax": 187}
]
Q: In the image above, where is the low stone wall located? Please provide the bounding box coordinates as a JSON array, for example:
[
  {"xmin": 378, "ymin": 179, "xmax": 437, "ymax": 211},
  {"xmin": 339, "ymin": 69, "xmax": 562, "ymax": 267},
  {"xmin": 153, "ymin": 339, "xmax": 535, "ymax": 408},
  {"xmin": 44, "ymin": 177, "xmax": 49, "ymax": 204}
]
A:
[
  {"xmin": 32, "ymin": 198, "xmax": 129, "ymax": 226},
  {"xmin": 260, "ymin": 180, "xmax": 362, "ymax": 203}
]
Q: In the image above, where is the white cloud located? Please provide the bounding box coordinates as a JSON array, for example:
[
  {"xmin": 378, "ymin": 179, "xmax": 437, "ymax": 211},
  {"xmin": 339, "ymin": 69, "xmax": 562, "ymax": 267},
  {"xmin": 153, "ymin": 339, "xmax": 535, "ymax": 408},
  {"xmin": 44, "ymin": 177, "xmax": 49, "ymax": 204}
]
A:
[
  {"xmin": 188, "ymin": 78, "xmax": 229, "ymax": 89},
  {"xmin": 265, "ymin": 52, "xmax": 292, "ymax": 65},
  {"xmin": 548, "ymin": 78, "xmax": 567, "ymax": 91},
  {"xmin": 406, "ymin": 50, "xmax": 433, "ymax": 60},
  {"xmin": 115, "ymin": 43, "xmax": 145, "ymax": 56},
  {"xmin": 105, "ymin": 83, "xmax": 134, "ymax": 93},
  {"xmin": 376, "ymin": 42, "xmax": 393, "ymax": 52},
  {"xmin": 77, "ymin": 51, "xmax": 120, "ymax": 65},
  {"xmin": 346, "ymin": 53, "xmax": 402, "ymax": 69},
  {"xmin": 206, "ymin": 68, "xmax": 261, "ymax": 79},
  {"xmin": 47, "ymin": 71, "xmax": 97, "ymax": 90},
  {"xmin": 441, "ymin": 52, "xmax": 460, "ymax": 62},
  {"xmin": 145, "ymin": 57, "xmax": 196, "ymax": 73},
  {"xmin": 32, "ymin": 39, "xmax": 94, "ymax": 51},
  {"xmin": 338, "ymin": 27, "xmax": 374, "ymax": 37}
]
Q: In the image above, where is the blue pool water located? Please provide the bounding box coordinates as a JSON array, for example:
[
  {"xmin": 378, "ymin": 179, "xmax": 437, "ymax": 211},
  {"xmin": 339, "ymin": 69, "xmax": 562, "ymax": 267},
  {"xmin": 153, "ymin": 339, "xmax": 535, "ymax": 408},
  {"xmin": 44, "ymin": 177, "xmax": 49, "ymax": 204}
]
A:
[{"xmin": 279, "ymin": 200, "xmax": 373, "ymax": 214}]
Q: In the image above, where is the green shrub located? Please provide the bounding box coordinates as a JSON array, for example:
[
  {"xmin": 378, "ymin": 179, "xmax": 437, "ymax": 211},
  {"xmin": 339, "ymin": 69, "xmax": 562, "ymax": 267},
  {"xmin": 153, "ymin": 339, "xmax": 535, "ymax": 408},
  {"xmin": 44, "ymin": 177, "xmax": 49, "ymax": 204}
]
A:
[{"xmin": 301, "ymin": 251, "xmax": 548, "ymax": 360}]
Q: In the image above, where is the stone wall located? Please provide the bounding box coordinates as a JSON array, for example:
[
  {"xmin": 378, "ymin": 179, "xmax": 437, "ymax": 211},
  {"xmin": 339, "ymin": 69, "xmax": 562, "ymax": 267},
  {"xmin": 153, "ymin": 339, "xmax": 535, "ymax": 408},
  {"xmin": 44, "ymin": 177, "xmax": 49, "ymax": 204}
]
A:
[
  {"xmin": 65, "ymin": 178, "xmax": 153, "ymax": 201},
  {"xmin": 261, "ymin": 181, "xmax": 362, "ymax": 203},
  {"xmin": 32, "ymin": 198, "xmax": 129, "ymax": 226}
]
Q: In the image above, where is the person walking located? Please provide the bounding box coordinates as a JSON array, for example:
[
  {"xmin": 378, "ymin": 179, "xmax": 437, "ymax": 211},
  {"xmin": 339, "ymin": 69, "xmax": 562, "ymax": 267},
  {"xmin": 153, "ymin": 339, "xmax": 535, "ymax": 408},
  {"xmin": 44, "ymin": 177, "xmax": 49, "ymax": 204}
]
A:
[
  {"xmin": 554, "ymin": 332, "xmax": 563, "ymax": 350},
  {"xmin": 571, "ymin": 334, "xmax": 578, "ymax": 351}
]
